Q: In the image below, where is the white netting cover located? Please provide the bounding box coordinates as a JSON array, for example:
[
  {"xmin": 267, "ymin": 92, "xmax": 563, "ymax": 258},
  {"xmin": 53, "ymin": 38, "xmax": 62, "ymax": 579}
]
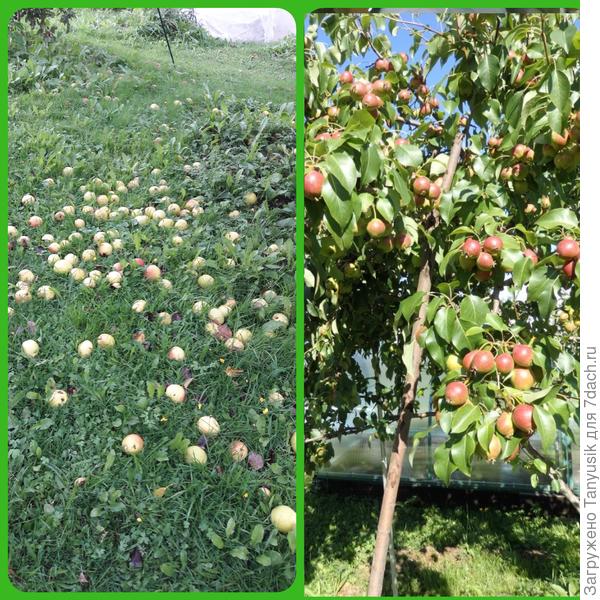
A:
[{"xmin": 192, "ymin": 8, "xmax": 295, "ymax": 43}]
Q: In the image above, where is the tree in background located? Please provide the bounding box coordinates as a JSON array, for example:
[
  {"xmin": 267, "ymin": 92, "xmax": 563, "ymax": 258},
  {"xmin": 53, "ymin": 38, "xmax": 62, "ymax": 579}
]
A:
[{"xmin": 304, "ymin": 10, "xmax": 579, "ymax": 595}]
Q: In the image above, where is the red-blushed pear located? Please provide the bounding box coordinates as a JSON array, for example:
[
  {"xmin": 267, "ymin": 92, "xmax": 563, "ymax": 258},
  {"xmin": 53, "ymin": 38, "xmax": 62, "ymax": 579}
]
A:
[
  {"xmin": 304, "ymin": 170, "xmax": 325, "ymax": 198},
  {"xmin": 371, "ymin": 79, "xmax": 391, "ymax": 95},
  {"xmin": 395, "ymin": 137, "xmax": 409, "ymax": 146},
  {"xmin": 512, "ymin": 144, "xmax": 527, "ymax": 160},
  {"xmin": 496, "ymin": 411, "xmax": 514, "ymax": 438},
  {"xmin": 512, "ymin": 344, "xmax": 533, "ymax": 367},
  {"xmin": 428, "ymin": 183, "xmax": 442, "ymax": 201},
  {"xmin": 362, "ymin": 93, "xmax": 384, "ymax": 109},
  {"xmin": 462, "ymin": 350, "xmax": 478, "ymax": 370},
  {"xmin": 512, "ymin": 404, "xmax": 535, "ymax": 434},
  {"xmin": 556, "ymin": 238, "xmax": 580, "ymax": 260},
  {"xmin": 393, "ymin": 232, "xmax": 413, "ymax": 250},
  {"xmin": 562, "ymin": 260, "xmax": 577, "ymax": 279},
  {"xmin": 472, "ymin": 350, "xmax": 495, "ymax": 373},
  {"xmin": 486, "ymin": 435, "xmax": 502, "ymax": 461},
  {"xmin": 350, "ymin": 81, "xmax": 368, "ymax": 99},
  {"xmin": 367, "ymin": 218, "xmax": 387, "ymax": 239},
  {"xmin": 413, "ymin": 176, "xmax": 431, "ymax": 197},
  {"xmin": 511, "ymin": 368, "xmax": 535, "ymax": 391},
  {"xmin": 551, "ymin": 130, "xmax": 569, "ymax": 148},
  {"xmin": 339, "ymin": 70, "xmax": 353, "ymax": 84},
  {"xmin": 474, "ymin": 269, "xmax": 493, "ymax": 282},
  {"xmin": 462, "ymin": 237, "xmax": 481, "ymax": 258},
  {"xmin": 375, "ymin": 58, "xmax": 392, "ymax": 72},
  {"xmin": 445, "ymin": 381, "xmax": 469, "ymax": 406},
  {"xmin": 476, "ymin": 252, "xmax": 495, "ymax": 271},
  {"xmin": 397, "ymin": 89, "xmax": 412, "ymax": 103},
  {"xmin": 523, "ymin": 248, "xmax": 538, "ymax": 264},
  {"xmin": 483, "ymin": 236, "xmax": 503, "ymax": 256},
  {"xmin": 495, "ymin": 353, "xmax": 514, "ymax": 374}
]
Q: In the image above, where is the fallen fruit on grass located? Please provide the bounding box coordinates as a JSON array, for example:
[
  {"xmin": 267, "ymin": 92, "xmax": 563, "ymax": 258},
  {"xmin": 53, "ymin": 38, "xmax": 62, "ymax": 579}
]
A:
[
  {"xmin": 97, "ymin": 333, "xmax": 115, "ymax": 349},
  {"xmin": 122, "ymin": 433, "xmax": 144, "ymax": 454},
  {"xmin": 166, "ymin": 383, "xmax": 186, "ymax": 404},
  {"xmin": 225, "ymin": 338, "xmax": 245, "ymax": 352},
  {"xmin": 197, "ymin": 416, "xmax": 220, "ymax": 437},
  {"xmin": 244, "ymin": 192, "xmax": 257, "ymax": 206},
  {"xmin": 37, "ymin": 286, "xmax": 56, "ymax": 300},
  {"xmin": 234, "ymin": 328, "xmax": 252, "ymax": 344},
  {"xmin": 49, "ymin": 389, "xmax": 69, "ymax": 408},
  {"xmin": 290, "ymin": 431, "xmax": 296, "ymax": 453},
  {"xmin": 53, "ymin": 259, "xmax": 72, "ymax": 275},
  {"xmin": 445, "ymin": 381, "xmax": 468, "ymax": 406},
  {"xmin": 22, "ymin": 339, "xmax": 39, "ymax": 358},
  {"xmin": 78, "ymin": 340, "xmax": 94, "ymax": 357},
  {"xmin": 132, "ymin": 300, "xmax": 147, "ymax": 313},
  {"xmin": 512, "ymin": 404, "xmax": 535, "ymax": 434},
  {"xmin": 197, "ymin": 274, "xmax": 215, "ymax": 288},
  {"xmin": 144, "ymin": 265, "xmax": 161, "ymax": 281},
  {"xmin": 230, "ymin": 440, "xmax": 249, "ymax": 461},
  {"xmin": 185, "ymin": 445, "xmax": 207, "ymax": 465},
  {"xmin": 167, "ymin": 346, "xmax": 185, "ymax": 361},
  {"xmin": 270, "ymin": 505, "xmax": 296, "ymax": 533}
]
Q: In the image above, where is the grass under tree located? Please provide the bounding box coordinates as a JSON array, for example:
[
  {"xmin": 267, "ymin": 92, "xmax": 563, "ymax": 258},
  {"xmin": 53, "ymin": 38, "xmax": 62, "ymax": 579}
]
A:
[{"xmin": 8, "ymin": 9, "xmax": 296, "ymax": 592}]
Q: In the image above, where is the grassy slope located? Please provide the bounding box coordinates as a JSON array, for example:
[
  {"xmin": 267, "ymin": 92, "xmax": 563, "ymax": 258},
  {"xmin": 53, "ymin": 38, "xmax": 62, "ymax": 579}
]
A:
[
  {"xmin": 305, "ymin": 486, "xmax": 579, "ymax": 596},
  {"xmin": 9, "ymin": 10, "xmax": 295, "ymax": 592}
]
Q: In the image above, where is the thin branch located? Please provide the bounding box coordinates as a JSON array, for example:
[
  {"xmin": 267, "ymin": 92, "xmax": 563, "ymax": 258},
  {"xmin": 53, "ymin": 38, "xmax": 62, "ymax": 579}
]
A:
[{"xmin": 524, "ymin": 442, "xmax": 580, "ymax": 512}]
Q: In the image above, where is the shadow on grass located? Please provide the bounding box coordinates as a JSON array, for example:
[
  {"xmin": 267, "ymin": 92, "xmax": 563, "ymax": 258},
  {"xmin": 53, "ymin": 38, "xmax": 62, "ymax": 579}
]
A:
[{"xmin": 305, "ymin": 480, "xmax": 579, "ymax": 596}]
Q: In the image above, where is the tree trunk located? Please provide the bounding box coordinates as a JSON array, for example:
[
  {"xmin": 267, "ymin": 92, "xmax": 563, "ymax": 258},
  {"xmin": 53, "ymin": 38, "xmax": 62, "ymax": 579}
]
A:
[{"xmin": 367, "ymin": 127, "xmax": 466, "ymax": 596}]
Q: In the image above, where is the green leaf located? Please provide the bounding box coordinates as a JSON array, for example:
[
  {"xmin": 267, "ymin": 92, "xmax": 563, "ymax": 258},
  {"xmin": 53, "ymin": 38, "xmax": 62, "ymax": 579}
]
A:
[
  {"xmin": 451, "ymin": 403, "xmax": 480, "ymax": 434},
  {"xmin": 230, "ymin": 546, "xmax": 249, "ymax": 560},
  {"xmin": 484, "ymin": 312, "xmax": 507, "ymax": 332},
  {"xmin": 256, "ymin": 554, "xmax": 272, "ymax": 567},
  {"xmin": 360, "ymin": 144, "xmax": 382, "ymax": 186},
  {"xmin": 533, "ymin": 405, "xmax": 557, "ymax": 451},
  {"xmin": 225, "ymin": 517, "xmax": 235, "ymax": 537},
  {"xmin": 424, "ymin": 328, "xmax": 445, "ymax": 369},
  {"xmin": 103, "ymin": 449, "xmax": 116, "ymax": 472},
  {"xmin": 451, "ymin": 434, "xmax": 475, "ymax": 476},
  {"xmin": 512, "ymin": 255, "xmax": 533, "ymax": 288},
  {"xmin": 160, "ymin": 563, "xmax": 176, "ymax": 576},
  {"xmin": 287, "ymin": 529, "xmax": 296, "ymax": 553},
  {"xmin": 433, "ymin": 445, "xmax": 452, "ymax": 485},
  {"xmin": 535, "ymin": 208, "xmax": 578, "ymax": 231},
  {"xmin": 548, "ymin": 68, "xmax": 570, "ymax": 113},
  {"xmin": 476, "ymin": 421, "xmax": 494, "ymax": 452},
  {"xmin": 451, "ymin": 319, "xmax": 470, "ymax": 352},
  {"xmin": 321, "ymin": 180, "xmax": 353, "ymax": 228},
  {"xmin": 460, "ymin": 295, "xmax": 489, "ymax": 325},
  {"xmin": 250, "ymin": 524, "xmax": 264, "ymax": 545},
  {"xmin": 477, "ymin": 54, "xmax": 500, "ymax": 92},
  {"xmin": 208, "ymin": 531, "xmax": 224, "ymax": 549},
  {"xmin": 324, "ymin": 152, "xmax": 358, "ymax": 196},
  {"xmin": 409, "ymin": 428, "xmax": 433, "ymax": 467},
  {"xmin": 398, "ymin": 291, "xmax": 425, "ymax": 323},
  {"xmin": 394, "ymin": 144, "xmax": 423, "ymax": 167},
  {"xmin": 376, "ymin": 196, "xmax": 394, "ymax": 223},
  {"xmin": 434, "ymin": 306, "xmax": 456, "ymax": 344}
]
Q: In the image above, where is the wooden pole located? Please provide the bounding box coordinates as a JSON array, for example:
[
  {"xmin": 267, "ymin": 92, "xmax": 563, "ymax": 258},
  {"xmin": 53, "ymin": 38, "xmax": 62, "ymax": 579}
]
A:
[{"xmin": 367, "ymin": 125, "xmax": 466, "ymax": 596}]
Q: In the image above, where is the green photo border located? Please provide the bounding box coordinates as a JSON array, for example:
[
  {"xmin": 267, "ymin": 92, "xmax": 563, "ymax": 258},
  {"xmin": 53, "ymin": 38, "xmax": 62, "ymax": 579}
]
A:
[{"xmin": 2, "ymin": 1, "xmax": 579, "ymax": 599}]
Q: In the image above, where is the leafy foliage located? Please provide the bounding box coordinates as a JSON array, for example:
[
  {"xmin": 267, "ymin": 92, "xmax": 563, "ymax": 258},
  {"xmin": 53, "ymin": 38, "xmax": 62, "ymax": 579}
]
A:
[{"xmin": 304, "ymin": 12, "xmax": 579, "ymax": 489}]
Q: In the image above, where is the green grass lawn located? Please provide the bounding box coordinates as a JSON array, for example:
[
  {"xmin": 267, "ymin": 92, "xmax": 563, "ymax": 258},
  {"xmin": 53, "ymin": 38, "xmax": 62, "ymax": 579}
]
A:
[
  {"xmin": 8, "ymin": 9, "xmax": 296, "ymax": 592},
  {"xmin": 305, "ymin": 483, "xmax": 579, "ymax": 596}
]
